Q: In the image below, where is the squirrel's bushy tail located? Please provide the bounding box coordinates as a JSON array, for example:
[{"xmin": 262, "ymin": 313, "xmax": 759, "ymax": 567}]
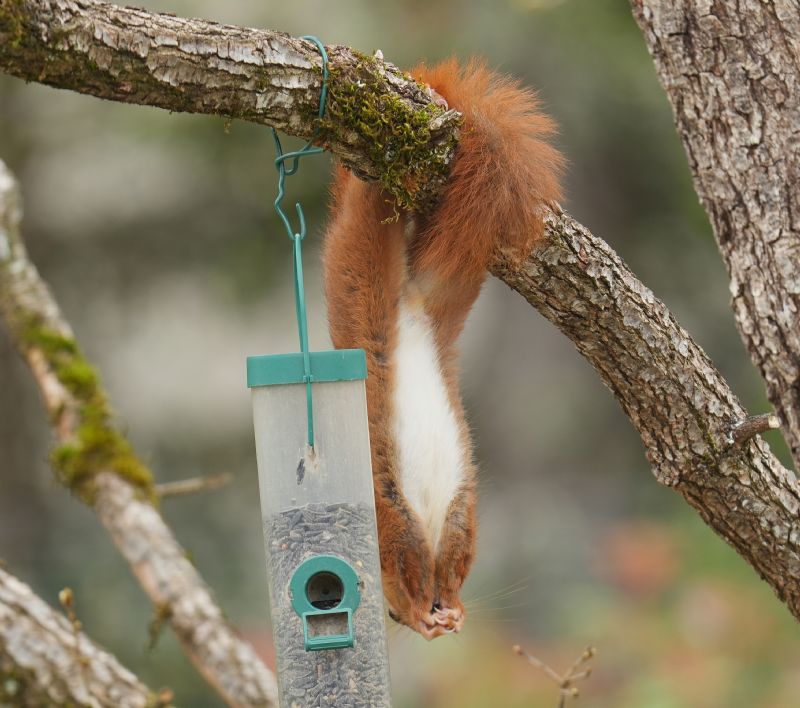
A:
[{"xmin": 411, "ymin": 59, "xmax": 564, "ymax": 283}]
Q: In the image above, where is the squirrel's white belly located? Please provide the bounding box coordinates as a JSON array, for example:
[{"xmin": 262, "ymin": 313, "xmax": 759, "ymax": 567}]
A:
[{"xmin": 392, "ymin": 297, "xmax": 466, "ymax": 553}]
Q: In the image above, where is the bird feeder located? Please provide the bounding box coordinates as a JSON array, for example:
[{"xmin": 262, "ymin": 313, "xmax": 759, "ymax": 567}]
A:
[{"xmin": 247, "ymin": 349, "xmax": 392, "ymax": 706}]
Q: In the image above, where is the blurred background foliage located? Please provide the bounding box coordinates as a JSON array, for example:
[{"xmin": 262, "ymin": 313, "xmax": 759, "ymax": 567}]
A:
[{"xmin": 1, "ymin": 0, "xmax": 798, "ymax": 706}]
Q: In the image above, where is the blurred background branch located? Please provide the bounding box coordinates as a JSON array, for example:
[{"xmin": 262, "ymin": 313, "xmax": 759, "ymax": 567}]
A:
[
  {"xmin": 0, "ymin": 159, "xmax": 278, "ymax": 707},
  {"xmin": 0, "ymin": 566, "xmax": 155, "ymax": 707},
  {"xmin": 155, "ymin": 472, "xmax": 234, "ymax": 498}
]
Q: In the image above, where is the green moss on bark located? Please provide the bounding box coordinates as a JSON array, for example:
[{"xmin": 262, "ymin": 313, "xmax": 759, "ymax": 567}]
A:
[
  {"xmin": 0, "ymin": 3, "xmax": 27, "ymax": 50},
  {"xmin": 147, "ymin": 602, "xmax": 173, "ymax": 651},
  {"xmin": 0, "ymin": 670, "xmax": 25, "ymax": 705},
  {"xmin": 22, "ymin": 315, "xmax": 154, "ymax": 504},
  {"xmin": 320, "ymin": 53, "xmax": 459, "ymax": 211}
]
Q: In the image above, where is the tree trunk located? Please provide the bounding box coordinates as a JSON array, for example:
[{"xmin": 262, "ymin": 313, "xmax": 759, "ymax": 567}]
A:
[{"xmin": 631, "ymin": 0, "xmax": 800, "ymax": 468}]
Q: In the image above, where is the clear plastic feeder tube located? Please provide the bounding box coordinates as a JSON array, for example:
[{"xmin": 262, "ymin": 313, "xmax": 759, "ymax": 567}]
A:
[{"xmin": 247, "ymin": 349, "xmax": 391, "ymax": 707}]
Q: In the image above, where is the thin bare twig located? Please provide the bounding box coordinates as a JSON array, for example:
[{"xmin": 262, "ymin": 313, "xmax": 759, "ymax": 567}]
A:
[
  {"xmin": 513, "ymin": 644, "xmax": 595, "ymax": 707},
  {"xmin": 155, "ymin": 472, "xmax": 234, "ymax": 498},
  {"xmin": 58, "ymin": 587, "xmax": 90, "ymax": 698},
  {"xmin": 728, "ymin": 413, "xmax": 781, "ymax": 447}
]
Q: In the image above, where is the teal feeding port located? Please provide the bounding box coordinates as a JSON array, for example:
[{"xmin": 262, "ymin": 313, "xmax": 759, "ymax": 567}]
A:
[{"xmin": 290, "ymin": 555, "xmax": 361, "ymax": 651}]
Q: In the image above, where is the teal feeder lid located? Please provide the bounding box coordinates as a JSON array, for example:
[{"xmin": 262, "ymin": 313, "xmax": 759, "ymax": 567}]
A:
[{"xmin": 246, "ymin": 349, "xmax": 367, "ymax": 388}]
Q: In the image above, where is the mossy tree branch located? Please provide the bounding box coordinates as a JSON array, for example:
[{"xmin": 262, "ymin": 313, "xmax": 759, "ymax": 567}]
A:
[
  {"xmin": 0, "ymin": 0, "xmax": 460, "ymax": 209},
  {"xmin": 0, "ymin": 160, "xmax": 278, "ymax": 707},
  {"xmin": 0, "ymin": 566, "xmax": 158, "ymax": 708}
]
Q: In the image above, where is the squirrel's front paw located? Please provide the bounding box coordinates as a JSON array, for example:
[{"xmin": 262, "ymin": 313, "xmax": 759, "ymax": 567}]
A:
[{"xmin": 432, "ymin": 603, "xmax": 464, "ymax": 634}]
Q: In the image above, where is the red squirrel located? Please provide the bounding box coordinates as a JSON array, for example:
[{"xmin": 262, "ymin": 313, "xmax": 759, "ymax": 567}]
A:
[{"xmin": 323, "ymin": 59, "xmax": 563, "ymax": 639}]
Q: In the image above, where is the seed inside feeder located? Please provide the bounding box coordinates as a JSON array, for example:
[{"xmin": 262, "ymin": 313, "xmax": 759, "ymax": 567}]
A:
[{"xmin": 265, "ymin": 502, "xmax": 391, "ymax": 705}]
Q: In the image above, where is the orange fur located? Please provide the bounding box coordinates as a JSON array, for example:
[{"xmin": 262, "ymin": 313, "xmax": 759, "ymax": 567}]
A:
[{"xmin": 323, "ymin": 59, "xmax": 563, "ymax": 639}]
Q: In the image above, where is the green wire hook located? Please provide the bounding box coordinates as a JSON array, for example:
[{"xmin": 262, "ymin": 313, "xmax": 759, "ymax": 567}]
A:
[{"xmin": 271, "ymin": 35, "xmax": 328, "ymax": 449}]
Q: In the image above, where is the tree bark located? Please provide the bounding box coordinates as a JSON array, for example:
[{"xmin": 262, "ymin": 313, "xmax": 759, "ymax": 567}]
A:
[
  {"xmin": 631, "ymin": 0, "xmax": 800, "ymax": 468},
  {"xmin": 0, "ymin": 567, "xmax": 154, "ymax": 707},
  {"xmin": 0, "ymin": 0, "xmax": 460, "ymax": 208},
  {"xmin": 0, "ymin": 160, "xmax": 278, "ymax": 708}
]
